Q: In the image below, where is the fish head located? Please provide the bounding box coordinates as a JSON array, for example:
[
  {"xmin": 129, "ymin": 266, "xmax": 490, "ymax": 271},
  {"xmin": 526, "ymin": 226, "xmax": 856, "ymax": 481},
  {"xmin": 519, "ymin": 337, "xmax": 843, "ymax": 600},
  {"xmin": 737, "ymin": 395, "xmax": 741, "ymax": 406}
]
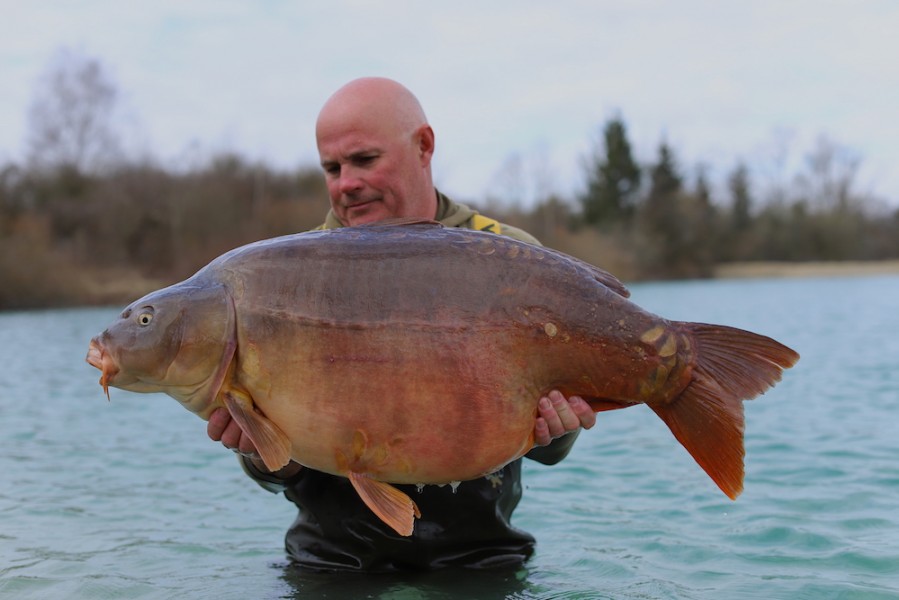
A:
[{"xmin": 86, "ymin": 281, "xmax": 236, "ymax": 412}]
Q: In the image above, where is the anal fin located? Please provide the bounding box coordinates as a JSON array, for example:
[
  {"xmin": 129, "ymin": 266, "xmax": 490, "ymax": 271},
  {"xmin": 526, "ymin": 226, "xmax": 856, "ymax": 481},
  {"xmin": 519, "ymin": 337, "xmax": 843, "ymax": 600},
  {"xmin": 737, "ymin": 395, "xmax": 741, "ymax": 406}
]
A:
[
  {"xmin": 223, "ymin": 390, "xmax": 292, "ymax": 472},
  {"xmin": 348, "ymin": 472, "xmax": 421, "ymax": 536}
]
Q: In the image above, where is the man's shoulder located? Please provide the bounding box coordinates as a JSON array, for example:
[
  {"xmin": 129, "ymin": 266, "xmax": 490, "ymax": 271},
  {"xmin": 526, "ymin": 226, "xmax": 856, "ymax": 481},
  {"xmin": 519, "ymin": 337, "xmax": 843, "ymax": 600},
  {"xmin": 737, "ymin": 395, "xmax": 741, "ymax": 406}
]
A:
[
  {"xmin": 463, "ymin": 213, "xmax": 540, "ymax": 246},
  {"xmin": 438, "ymin": 192, "xmax": 540, "ymax": 246},
  {"xmin": 494, "ymin": 222, "xmax": 540, "ymax": 246}
]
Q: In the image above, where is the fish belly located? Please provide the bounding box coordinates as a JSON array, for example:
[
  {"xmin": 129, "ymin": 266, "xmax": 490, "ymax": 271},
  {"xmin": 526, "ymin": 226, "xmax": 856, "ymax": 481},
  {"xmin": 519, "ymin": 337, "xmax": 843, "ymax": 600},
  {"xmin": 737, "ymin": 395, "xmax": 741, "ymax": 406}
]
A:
[{"xmin": 239, "ymin": 323, "xmax": 546, "ymax": 484}]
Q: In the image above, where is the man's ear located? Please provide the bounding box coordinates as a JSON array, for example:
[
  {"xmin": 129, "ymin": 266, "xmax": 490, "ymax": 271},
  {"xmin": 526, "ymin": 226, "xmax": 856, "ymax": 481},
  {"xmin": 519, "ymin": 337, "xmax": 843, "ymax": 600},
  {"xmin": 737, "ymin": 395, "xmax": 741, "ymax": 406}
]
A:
[{"xmin": 416, "ymin": 125, "xmax": 435, "ymax": 166}]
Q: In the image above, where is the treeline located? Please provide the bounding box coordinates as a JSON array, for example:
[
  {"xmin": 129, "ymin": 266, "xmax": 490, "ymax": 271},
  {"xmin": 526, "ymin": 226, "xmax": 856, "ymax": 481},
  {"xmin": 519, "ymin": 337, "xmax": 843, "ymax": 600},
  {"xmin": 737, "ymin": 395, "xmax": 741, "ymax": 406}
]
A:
[
  {"xmin": 3, "ymin": 135, "xmax": 897, "ymax": 311},
  {"xmin": 2, "ymin": 49, "xmax": 898, "ymax": 310},
  {"xmin": 0, "ymin": 158, "xmax": 328, "ymax": 309},
  {"xmin": 501, "ymin": 118, "xmax": 899, "ymax": 281}
]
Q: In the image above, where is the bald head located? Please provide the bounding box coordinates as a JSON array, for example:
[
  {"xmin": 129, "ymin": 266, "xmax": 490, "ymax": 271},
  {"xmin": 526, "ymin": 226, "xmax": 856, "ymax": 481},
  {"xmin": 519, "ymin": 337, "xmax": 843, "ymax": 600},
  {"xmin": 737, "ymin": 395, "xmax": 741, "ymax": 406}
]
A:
[
  {"xmin": 315, "ymin": 78, "xmax": 438, "ymax": 226},
  {"xmin": 316, "ymin": 77, "xmax": 428, "ymax": 141}
]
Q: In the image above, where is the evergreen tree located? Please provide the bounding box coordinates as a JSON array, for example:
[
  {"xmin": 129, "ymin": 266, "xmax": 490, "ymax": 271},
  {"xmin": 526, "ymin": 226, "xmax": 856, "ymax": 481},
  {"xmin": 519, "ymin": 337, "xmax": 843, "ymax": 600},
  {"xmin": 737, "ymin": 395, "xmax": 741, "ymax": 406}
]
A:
[
  {"xmin": 641, "ymin": 140, "xmax": 683, "ymax": 243},
  {"xmin": 722, "ymin": 161, "xmax": 754, "ymax": 262},
  {"xmin": 637, "ymin": 141, "xmax": 685, "ymax": 278},
  {"xmin": 728, "ymin": 162, "xmax": 752, "ymax": 233},
  {"xmin": 647, "ymin": 141, "xmax": 682, "ymax": 199},
  {"xmin": 687, "ymin": 166, "xmax": 717, "ymax": 276},
  {"xmin": 579, "ymin": 116, "xmax": 641, "ymax": 227}
]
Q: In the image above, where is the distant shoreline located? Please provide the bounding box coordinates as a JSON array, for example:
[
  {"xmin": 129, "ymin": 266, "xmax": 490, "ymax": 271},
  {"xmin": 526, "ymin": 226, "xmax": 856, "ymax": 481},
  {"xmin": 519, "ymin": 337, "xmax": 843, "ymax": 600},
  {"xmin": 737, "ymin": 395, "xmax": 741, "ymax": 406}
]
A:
[{"xmin": 713, "ymin": 260, "xmax": 899, "ymax": 279}]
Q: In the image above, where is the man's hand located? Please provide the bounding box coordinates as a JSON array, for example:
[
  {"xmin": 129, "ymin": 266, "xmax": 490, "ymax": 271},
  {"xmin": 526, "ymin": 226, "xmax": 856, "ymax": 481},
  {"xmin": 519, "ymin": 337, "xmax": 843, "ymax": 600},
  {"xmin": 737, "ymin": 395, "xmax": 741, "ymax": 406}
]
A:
[
  {"xmin": 207, "ymin": 407, "xmax": 259, "ymax": 457},
  {"xmin": 533, "ymin": 390, "xmax": 596, "ymax": 446},
  {"xmin": 207, "ymin": 408, "xmax": 303, "ymax": 478}
]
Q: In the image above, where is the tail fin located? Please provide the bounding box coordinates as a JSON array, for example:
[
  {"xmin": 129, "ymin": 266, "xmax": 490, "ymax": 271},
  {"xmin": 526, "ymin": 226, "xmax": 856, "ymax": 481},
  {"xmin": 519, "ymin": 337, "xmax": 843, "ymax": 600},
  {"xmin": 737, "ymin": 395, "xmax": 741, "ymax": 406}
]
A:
[{"xmin": 649, "ymin": 323, "xmax": 799, "ymax": 499}]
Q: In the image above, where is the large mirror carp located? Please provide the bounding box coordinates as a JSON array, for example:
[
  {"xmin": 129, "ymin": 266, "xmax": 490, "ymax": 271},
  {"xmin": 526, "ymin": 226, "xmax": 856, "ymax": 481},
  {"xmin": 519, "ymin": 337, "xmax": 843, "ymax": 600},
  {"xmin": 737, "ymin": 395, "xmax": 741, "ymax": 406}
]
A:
[{"xmin": 87, "ymin": 220, "xmax": 799, "ymax": 536}]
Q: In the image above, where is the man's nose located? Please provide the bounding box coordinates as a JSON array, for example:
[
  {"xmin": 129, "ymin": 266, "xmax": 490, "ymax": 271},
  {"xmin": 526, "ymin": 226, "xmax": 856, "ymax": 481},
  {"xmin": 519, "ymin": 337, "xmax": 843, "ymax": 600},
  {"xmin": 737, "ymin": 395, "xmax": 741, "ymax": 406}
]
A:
[{"xmin": 337, "ymin": 169, "xmax": 363, "ymax": 195}]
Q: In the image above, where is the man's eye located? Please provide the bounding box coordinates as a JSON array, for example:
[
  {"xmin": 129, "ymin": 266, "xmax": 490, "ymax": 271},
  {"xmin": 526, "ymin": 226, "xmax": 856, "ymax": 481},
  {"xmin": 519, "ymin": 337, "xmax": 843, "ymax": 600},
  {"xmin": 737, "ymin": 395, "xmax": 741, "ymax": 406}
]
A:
[
  {"xmin": 354, "ymin": 155, "xmax": 377, "ymax": 166},
  {"xmin": 323, "ymin": 165, "xmax": 340, "ymax": 176}
]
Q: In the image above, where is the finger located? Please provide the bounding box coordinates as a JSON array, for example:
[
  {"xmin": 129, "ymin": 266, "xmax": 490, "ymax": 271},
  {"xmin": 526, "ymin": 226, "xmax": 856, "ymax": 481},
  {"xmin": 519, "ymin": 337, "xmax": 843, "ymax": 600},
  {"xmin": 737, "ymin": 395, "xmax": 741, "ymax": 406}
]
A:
[
  {"xmin": 237, "ymin": 431, "xmax": 259, "ymax": 456},
  {"xmin": 548, "ymin": 390, "xmax": 581, "ymax": 435},
  {"xmin": 537, "ymin": 395, "xmax": 564, "ymax": 438},
  {"xmin": 206, "ymin": 408, "xmax": 231, "ymax": 441},
  {"xmin": 533, "ymin": 416, "xmax": 551, "ymax": 447},
  {"xmin": 220, "ymin": 418, "xmax": 245, "ymax": 450},
  {"xmin": 569, "ymin": 396, "xmax": 597, "ymax": 430}
]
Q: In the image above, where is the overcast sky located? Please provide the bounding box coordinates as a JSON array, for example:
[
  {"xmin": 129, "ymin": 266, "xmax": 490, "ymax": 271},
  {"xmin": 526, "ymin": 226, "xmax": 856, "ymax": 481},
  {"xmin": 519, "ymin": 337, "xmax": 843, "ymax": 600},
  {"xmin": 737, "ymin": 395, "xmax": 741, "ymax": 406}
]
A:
[{"xmin": 2, "ymin": 1, "xmax": 897, "ymax": 207}]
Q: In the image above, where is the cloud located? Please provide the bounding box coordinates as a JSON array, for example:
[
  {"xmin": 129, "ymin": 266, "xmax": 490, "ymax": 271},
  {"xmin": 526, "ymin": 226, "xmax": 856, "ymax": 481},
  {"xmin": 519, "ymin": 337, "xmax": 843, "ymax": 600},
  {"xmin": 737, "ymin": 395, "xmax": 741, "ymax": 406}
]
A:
[{"xmin": 1, "ymin": 1, "xmax": 897, "ymax": 203}]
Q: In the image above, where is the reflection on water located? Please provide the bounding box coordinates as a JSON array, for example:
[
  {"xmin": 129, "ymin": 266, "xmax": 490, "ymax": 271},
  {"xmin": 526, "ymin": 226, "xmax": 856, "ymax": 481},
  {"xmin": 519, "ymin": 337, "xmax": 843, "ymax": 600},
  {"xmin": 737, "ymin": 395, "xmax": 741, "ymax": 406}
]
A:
[{"xmin": 277, "ymin": 563, "xmax": 531, "ymax": 599}]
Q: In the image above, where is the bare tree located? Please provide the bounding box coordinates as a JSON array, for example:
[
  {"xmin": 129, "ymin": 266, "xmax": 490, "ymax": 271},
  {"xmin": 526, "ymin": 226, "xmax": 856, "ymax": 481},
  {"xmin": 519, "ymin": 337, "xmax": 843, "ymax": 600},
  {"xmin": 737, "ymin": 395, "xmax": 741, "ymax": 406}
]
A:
[
  {"xmin": 794, "ymin": 135, "xmax": 862, "ymax": 212},
  {"xmin": 488, "ymin": 151, "xmax": 526, "ymax": 207},
  {"xmin": 26, "ymin": 48, "xmax": 122, "ymax": 173}
]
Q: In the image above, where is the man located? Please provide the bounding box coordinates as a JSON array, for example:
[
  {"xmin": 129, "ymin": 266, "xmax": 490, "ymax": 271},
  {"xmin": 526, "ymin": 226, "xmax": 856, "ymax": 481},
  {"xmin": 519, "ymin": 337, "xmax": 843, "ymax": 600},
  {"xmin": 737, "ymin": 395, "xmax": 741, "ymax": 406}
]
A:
[{"xmin": 208, "ymin": 78, "xmax": 595, "ymax": 571}]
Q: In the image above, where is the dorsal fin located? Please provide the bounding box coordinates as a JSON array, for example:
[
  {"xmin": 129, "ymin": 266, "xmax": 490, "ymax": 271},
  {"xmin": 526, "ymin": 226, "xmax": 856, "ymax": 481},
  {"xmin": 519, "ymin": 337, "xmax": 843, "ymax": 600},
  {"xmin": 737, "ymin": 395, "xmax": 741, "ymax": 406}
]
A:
[
  {"xmin": 357, "ymin": 217, "xmax": 442, "ymax": 228},
  {"xmin": 540, "ymin": 246, "xmax": 630, "ymax": 298}
]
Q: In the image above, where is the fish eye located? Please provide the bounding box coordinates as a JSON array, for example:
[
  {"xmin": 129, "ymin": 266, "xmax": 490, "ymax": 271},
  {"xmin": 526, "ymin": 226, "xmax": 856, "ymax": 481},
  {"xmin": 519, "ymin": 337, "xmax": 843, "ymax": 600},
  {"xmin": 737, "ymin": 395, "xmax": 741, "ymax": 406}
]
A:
[{"xmin": 137, "ymin": 312, "xmax": 153, "ymax": 326}]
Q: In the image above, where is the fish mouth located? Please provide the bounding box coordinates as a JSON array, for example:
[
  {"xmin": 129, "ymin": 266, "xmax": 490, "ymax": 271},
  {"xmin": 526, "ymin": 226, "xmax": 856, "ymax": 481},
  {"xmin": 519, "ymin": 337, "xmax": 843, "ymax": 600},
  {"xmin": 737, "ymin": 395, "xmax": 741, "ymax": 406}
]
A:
[{"xmin": 86, "ymin": 337, "xmax": 119, "ymax": 401}]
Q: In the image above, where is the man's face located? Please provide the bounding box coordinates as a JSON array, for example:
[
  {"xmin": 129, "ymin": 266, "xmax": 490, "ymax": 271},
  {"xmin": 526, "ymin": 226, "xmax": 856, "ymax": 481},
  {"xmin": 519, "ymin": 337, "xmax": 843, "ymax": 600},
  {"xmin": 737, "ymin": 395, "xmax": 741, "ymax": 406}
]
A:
[{"xmin": 317, "ymin": 119, "xmax": 435, "ymax": 227}]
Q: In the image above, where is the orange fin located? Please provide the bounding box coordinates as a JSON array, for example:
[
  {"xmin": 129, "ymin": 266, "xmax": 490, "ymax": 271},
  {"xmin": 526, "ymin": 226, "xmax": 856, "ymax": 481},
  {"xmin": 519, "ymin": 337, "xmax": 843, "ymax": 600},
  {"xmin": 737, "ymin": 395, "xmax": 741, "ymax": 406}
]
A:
[
  {"xmin": 223, "ymin": 390, "xmax": 292, "ymax": 472},
  {"xmin": 348, "ymin": 472, "xmax": 421, "ymax": 536},
  {"xmin": 651, "ymin": 323, "xmax": 799, "ymax": 500}
]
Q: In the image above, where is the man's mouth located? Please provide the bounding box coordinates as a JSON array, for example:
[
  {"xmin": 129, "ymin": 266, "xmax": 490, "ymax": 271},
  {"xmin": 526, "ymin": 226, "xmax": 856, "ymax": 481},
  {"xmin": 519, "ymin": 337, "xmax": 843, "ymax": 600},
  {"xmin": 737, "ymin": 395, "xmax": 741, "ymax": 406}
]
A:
[{"xmin": 345, "ymin": 198, "xmax": 378, "ymax": 210}]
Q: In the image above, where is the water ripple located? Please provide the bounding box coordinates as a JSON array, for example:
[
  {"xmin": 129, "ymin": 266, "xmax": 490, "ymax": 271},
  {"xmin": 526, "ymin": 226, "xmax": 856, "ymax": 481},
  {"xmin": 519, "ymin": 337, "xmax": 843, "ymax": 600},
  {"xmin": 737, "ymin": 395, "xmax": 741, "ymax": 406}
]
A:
[{"xmin": 3, "ymin": 280, "xmax": 899, "ymax": 599}]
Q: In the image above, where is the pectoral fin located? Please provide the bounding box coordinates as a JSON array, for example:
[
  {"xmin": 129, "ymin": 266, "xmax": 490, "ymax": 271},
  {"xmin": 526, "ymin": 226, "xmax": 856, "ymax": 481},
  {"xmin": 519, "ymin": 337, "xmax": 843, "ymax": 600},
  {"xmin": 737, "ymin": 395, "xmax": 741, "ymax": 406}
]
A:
[
  {"xmin": 348, "ymin": 472, "xmax": 421, "ymax": 536},
  {"xmin": 223, "ymin": 390, "xmax": 292, "ymax": 472}
]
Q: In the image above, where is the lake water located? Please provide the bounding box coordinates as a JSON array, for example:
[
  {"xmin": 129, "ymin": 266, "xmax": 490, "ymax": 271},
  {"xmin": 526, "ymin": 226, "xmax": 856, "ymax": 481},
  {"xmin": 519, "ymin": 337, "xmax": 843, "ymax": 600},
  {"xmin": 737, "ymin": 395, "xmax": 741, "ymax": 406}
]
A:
[{"xmin": 1, "ymin": 275, "xmax": 898, "ymax": 599}]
